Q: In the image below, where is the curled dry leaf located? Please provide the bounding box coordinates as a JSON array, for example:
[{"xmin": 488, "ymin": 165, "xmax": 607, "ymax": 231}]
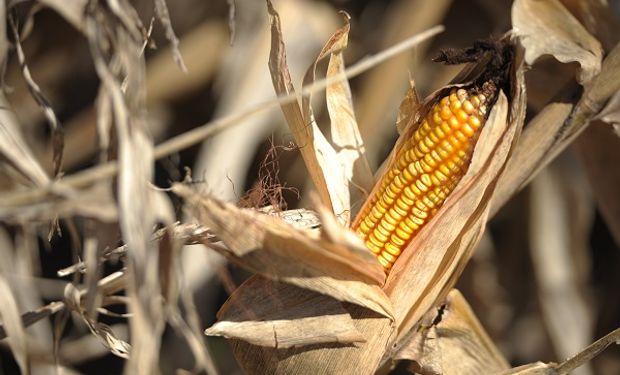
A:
[
  {"xmin": 268, "ymin": 0, "xmax": 374, "ymax": 225},
  {"xmin": 10, "ymin": 15, "xmax": 64, "ymax": 176},
  {"xmin": 267, "ymin": 0, "xmax": 336, "ymax": 215},
  {"xmin": 173, "ymin": 183, "xmax": 391, "ymax": 318},
  {"xmin": 0, "ymin": 272, "xmax": 127, "ymax": 340},
  {"xmin": 57, "ymin": 222, "xmax": 214, "ymax": 277},
  {"xmin": 299, "ymin": 8, "xmax": 359, "ymax": 225},
  {"xmin": 396, "ymin": 289, "xmax": 509, "ymax": 375},
  {"xmin": 64, "ymin": 283, "xmax": 131, "ymax": 359},
  {"xmin": 85, "ymin": 2, "xmax": 175, "ymax": 373},
  {"xmin": 512, "ymin": 0, "xmax": 603, "ymax": 84},
  {"xmin": 324, "ymin": 13, "xmax": 375, "ymax": 214},
  {"xmin": 0, "ymin": 4, "xmax": 43, "ymax": 190}
]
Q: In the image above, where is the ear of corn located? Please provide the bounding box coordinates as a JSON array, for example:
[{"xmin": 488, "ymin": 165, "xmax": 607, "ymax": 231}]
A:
[{"xmin": 352, "ymin": 81, "xmax": 497, "ymax": 272}]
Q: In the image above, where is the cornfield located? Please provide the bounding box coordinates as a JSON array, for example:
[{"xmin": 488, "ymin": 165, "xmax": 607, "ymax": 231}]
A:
[{"xmin": 0, "ymin": 0, "xmax": 618, "ymax": 374}]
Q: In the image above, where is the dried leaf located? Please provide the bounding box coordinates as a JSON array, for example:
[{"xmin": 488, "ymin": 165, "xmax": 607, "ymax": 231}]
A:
[
  {"xmin": 267, "ymin": 0, "xmax": 335, "ymax": 213},
  {"xmin": 298, "ymin": 11, "xmax": 370, "ymax": 225},
  {"xmin": 560, "ymin": 0, "xmax": 620, "ymax": 51},
  {"xmin": 57, "ymin": 223, "xmax": 215, "ymax": 277},
  {"xmin": 85, "ymin": 2, "xmax": 174, "ymax": 373},
  {"xmin": 10, "ymin": 15, "xmax": 64, "ymax": 176},
  {"xmin": 230, "ymin": 302, "xmax": 394, "ymax": 375},
  {"xmin": 173, "ymin": 184, "xmax": 392, "ymax": 318},
  {"xmin": 83, "ymin": 236, "xmax": 102, "ymax": 319},
  {"xmin": 396, "ymin": 290, "xmax": 509, "ymax": 375},
  {"xmin": 0, "ymin": 272, "xmax": 127, "ymax": 340},
  {"xmin": 153, "ymin": 0, "xmax": 187, "ymax": 72},
  {"xmin": 512, "ymin": 0, "xmax": 603, "ymax": 84},
  {"xmin": 206, "ymin": 276, "xmax": 365, "ymax": 348},
  {"xmin": 325, "ymin": 13, "xmax": 375, "ymax": 216},
  {"xmin": 63, "ymin": 279, "xmax": 132, "ymax": 359}
]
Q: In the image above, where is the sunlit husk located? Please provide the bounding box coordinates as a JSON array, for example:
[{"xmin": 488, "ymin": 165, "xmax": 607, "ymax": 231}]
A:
[
  {"xmin": 203, "ymin": 45, "xmax": 525, "ymax": 374},
  {"xmin": 196, "ymin": 1, "xmax": 526, "ymax": 372},
  {"xmin": 512, "ymin": 0, "xmax": 602, "ymax": 84}
]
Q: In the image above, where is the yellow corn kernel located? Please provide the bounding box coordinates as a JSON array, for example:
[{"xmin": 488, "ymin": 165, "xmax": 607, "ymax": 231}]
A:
[
  {"xmin": 463, "ymin": 100, "xmax": 475, "ymax": 114},
  {"xmin": 351, "ymin": 82, "xmax": 496, "ymax": 272}
]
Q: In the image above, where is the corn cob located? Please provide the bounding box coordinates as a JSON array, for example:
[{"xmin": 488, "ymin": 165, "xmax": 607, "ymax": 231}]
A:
[{"xmin": 352, "ymin": 81, "xmax": 497, "ymax": 271}]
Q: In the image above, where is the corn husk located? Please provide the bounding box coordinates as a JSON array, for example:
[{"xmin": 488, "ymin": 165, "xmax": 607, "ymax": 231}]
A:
[
  {"xmin": 179, "ymin": 0, "xmax": 620, "ymax": 372},
  {"xmin": 512, "ymin": 0, "xmax": 602, "ymax": 84},
  {"xmin": 181, "ymin": 1, "xmax": 526, "ymax": 370},
  {"xmin": 396, "ymin": 289, "xmax": 509, "ymax": 375}
]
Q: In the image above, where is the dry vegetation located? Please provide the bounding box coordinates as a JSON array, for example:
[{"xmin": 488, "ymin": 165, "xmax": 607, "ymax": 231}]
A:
[{"xmin": 0, "ymin": 0, "xmax": 619, "ymax": 374}]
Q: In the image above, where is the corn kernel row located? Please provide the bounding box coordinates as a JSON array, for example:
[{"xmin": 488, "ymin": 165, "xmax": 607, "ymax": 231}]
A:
[{"xmin": 352, "ymin": 83, "xmax": 495, "ymax": 271}]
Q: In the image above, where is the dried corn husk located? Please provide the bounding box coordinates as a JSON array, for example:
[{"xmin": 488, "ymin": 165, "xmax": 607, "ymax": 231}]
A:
[
  {"xmin": 179, "ymin": 1, "xmax": 526, "ymax": 371},
  {"xmin": 172, "ymin": 0, "xmax": 620, "ymax": 373},
  {"xmin": 396, "ymin": 289, "xmax": 509, "ymax": 375}
]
